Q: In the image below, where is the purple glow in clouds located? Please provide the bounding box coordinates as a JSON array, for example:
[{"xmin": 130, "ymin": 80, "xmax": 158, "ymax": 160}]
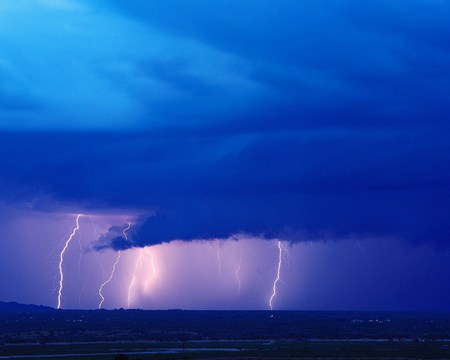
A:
[{"xmin": 0, "ymin": 207, "xmax": 449, "ymax": 311}]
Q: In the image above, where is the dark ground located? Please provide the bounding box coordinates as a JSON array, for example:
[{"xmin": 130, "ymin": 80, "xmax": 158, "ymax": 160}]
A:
[{"xmin": 0, "ymin": 302, "xmax": 449, "ymax": 359}]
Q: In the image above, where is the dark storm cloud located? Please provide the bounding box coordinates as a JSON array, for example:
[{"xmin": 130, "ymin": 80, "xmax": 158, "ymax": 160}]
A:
[
  {"xmin": 94, "ymin": 225, "xmax": 134, "ymax": 251},
  {"xmin": 1, "ymin": 126, "xmax": 449, "ymax": 249},
  {"xmin": 1, "ymin": 1, "xmax": 450, "ymax": 248},
  {"xmin": 99, "ymin": 0, "xmax": 450, "ymax": 131}
]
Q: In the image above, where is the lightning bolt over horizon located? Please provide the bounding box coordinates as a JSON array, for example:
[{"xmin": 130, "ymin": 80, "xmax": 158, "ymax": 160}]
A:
[
  {"xmin": 128, "ymin": 249, "xmax": 144, "ymax": 308},
  {"xmin": 231, "ymin": 241, "xmax": 243, "ymax": 295},
  {"xmin": 235, "ymin": 253, "xmax": 243, "ymax": 295},
  {"xmin": 217, "ymin": 240, "xmax": 222, "ymax": 278},
  {"xmin": 53, "ymin": 224, "xmax": 294, "ymax": 310},
  {"xmin": 57, "ymin": 214, "xmax": 82, "ymax": 310},
  {"xmin": 98, "ymin": 222, "xmax": 131, "ymax": 309},
  {"xmin": 144, "ymin": 248, "xmax": 156, "ymax": 291},
  {"xmin": 97, "ymin": 251, "xmax": 122, "ymax": 309},
  {"xmin": 269, "ymin": 240, "xmax": 283, "ymax": 311}
]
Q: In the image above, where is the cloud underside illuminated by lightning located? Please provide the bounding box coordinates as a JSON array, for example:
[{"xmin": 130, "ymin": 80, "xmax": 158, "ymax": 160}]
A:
[{"xmin": 119, "ymin": 237, "xmax": 290, "ymax": 310}]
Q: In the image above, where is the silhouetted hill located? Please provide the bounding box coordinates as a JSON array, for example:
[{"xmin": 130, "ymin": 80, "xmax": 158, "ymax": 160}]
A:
[{"xmin": 0, "ymin": 301, "xmax": 54, "ymax": 313}]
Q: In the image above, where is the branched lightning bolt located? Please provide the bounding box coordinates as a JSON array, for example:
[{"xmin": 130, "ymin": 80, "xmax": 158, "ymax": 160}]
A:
[
  {"xmin": 128, "ymin": 249, "xmax": 144, "ymax": 308},
  {"xmin": 269, "ymin": 240, "xmax": 283, "ymax": 311},
  {"xmin": 98, "ymin": 222, "xmax": 130, "ymax": 309},
  {"xmin": 57, "ymin": 214, "xmax": 82, "ymax": 310}
]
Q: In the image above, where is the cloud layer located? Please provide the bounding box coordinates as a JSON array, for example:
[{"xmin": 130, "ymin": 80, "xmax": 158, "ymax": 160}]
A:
[{"xmin": 1, "ymin": 1, "xmax": 450, "ymax": 248}]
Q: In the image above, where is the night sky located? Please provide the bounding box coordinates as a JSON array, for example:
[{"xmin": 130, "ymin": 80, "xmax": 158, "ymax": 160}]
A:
[{"xmin": 0, "ymin": 0, "xmax": 449, "ymax": 311}]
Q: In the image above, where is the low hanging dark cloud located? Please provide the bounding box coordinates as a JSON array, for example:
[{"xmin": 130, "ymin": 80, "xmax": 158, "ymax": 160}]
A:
[{"xmin": 2, "ymin": 126, "xmax": 449, "ymax": 249}]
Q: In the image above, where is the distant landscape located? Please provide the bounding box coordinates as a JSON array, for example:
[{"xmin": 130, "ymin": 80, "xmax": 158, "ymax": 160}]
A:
[
  {"xmin": 2, "ymin": 0, "xmax": 450, "ymax": 358},
  {"xmin": 1, "ymin": 301, "xmax": 449, "ymax": 359}
]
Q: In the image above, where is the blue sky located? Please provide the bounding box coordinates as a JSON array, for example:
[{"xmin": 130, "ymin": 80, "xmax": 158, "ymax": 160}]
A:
[{"xmin": 0, "ymin": 0, "xmax": 449, "ymax": 310}]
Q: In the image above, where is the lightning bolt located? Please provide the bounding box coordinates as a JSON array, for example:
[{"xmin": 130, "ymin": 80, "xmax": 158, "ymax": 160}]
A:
[
  {"xmin": 128, "ymin": 249, "xmax": 144, "ymax": 308},
  {"xmin": 216, "ymin": 240, "xmax": 222, "ymax": 278},
  {"xmin": 98, "ymin": 222, "xmax": 131, "ymax": 309},
  {"xmin": 122, "ymin": 222, "xmax": 131, "ymax": 240},
  {"xmin": 144, "ymin": 248, "xmax": 156, "ymax": 290},
  {"xmin": 231, "ymin": 240, "xmax": 243, "ymax": 295},
  {"xmin": 357, "ymin": 240, "xmax": 368, "ymax": 259},
  {"xmin": 269, "ymin": 240, "xmax": 283, "ymax": 311},
  {"xmin": 235, "ymin": 254, "xmax": 243, "ymax": 295},
  {"xmin": 98, "ymin": 251, "xmax": 121, "ymax": 309},
  {"xmin": 57, "ymin": 214, "xmax": 82, "ymax": 310}
]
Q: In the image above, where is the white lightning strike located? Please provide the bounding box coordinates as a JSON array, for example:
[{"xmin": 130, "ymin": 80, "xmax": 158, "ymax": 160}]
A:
[
  {"xmin": 122, "ymin": 222, "xmax": 131, "ymax": 240},
  {"xmin": 144, "ymin": 248, "xmax": 156, "ymax": 290},
  {"xmin": 231, "ymin": 240, "xmax": 243, "ymax": 295},
  {"xmin": 128, "ymin": 249, "xmax": 144, "ymax": 308},
  {"xmin": 57, "ymin": 214, "xmax": 82, "ymax": 310},
  {"xmin": 269, "ymin": 240, "xmax": 283, "ymax": 311},
  {"xmin": 98, "ymin": 222, "xmax": 131, "ymax": 309},
  {"xmin": 98, "ymin": 251, "xmax": 121, "ymax": 309},
  {"xmin": 235, "ymin": 254, "xmax": 243, "ymax": 295}
]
